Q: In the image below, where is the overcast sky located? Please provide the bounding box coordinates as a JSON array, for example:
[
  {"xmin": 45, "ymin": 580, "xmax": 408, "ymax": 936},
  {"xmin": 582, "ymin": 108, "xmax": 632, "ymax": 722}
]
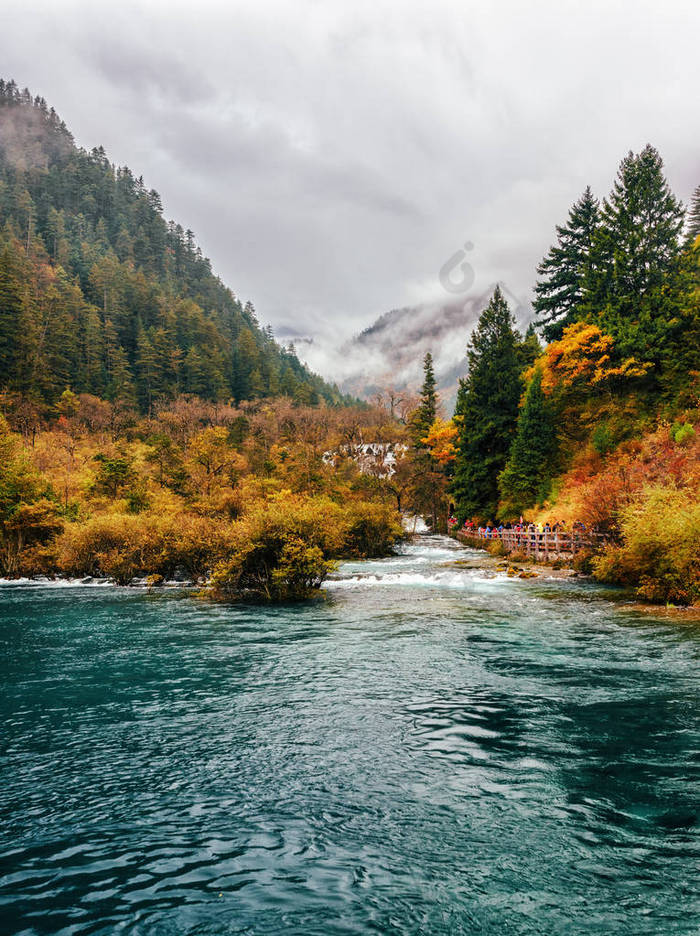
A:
[{"xmin": 2, "ymin": 0, "xmax": 699, "ymax": 353}]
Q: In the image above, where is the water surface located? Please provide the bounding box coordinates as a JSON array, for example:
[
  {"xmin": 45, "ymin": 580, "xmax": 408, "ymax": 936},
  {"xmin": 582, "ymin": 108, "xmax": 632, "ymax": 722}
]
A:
[{"xmin": 1, "ymin": 537, "xmax": 698, "ymax": 934}]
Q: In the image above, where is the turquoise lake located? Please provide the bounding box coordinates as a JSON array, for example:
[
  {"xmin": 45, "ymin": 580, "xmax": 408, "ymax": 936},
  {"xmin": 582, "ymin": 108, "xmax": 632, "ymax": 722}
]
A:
[{"xmin": 1, "ymin": 536, "xmax": 698, "ymax": 934}]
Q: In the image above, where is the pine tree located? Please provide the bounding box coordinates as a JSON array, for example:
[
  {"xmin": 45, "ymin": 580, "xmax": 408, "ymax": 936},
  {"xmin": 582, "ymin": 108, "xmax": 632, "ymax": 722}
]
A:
[
  {"xmin": 593, "ymin": 145, "xmax": 684, "ymax": 309},
  {"xmin": 103, "ymin": 317, "xmax": 135, "ymax": 404},
  {"xmin": 405, "ymin": 352, "xmax": 447, "ymax": 531},
  {"xmin": 136, "ymin": 329, "xmax": 159, "ymax": 413},
  {"xmin": 686, "ymin": 184, "xmax": 700, "ymax": 247},
  {"xmin": 591, "ymin": 145, "xmax": 685, "ymax": 366},
  {"xmin": 410, "ymin": 352, "xmax": 438, "ymax": 447},
  {"xmin": 82, "ymin": 307, "xmax": 105, "ymax": 394},
  {"xmin": 0, "ymin": 243, "xmax": 24, "ymax": 381},
  {"xmin": 534, "ymin": 186, "xmax": 599, "ymax": 341},
  {"xmin": 498, "ymin": 369, "xmax": 557, "ymax": 516},
  {"xmin": 451, "ymin": 286, "xmax": 523, "ymax": 520},
  {"xmin": 517, "ymin": 322, "xmax": 542, "ymax": 371}
]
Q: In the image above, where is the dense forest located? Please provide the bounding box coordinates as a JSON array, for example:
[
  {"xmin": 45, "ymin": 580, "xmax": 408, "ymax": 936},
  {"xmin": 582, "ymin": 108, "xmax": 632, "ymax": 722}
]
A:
[
  {"xmin": 0, "ymin": 78, "xmax": 698, "ymax": 604},
  {"xmin": 0, "ymin": 80, "xmax": 411, "ymax": 599},
  {"xmin": 437, "ymin": 146, "xmax": 700, "ymax": 604},
  {"xmin": 0, "ymin": 79, "xmax": 348, "ymax": 410}
]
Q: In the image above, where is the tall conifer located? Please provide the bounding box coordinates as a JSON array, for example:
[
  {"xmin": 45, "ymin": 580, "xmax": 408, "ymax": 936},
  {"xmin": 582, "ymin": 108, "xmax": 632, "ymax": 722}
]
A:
[
  {"xmin": 451, "ymin": 287, "xmax": 522, "ymax": 520},
  {"xmin": 596, "ymin": 145, "xmax": 683, "ymax": 295},
  {"xmin": 686, "ymin": 184, "xmax": 700, "ymax": 247},
  {"xmin": 591, "ymin": 144, "xmax": 685, "ymax": 363},
  {"xmin": 410, "ymin": 352, "xmax": 438, "ymax": 447},
  {"xmin": 498, "ymin": 369, "xmax": 557, "ymax": 516},
  {"xmin": 408, "ymin": 351, "xmax": 448, "ymax": 532},
  {"xmin": 534, "ymin": 187, "xmax": 599, "ymax": 341}
]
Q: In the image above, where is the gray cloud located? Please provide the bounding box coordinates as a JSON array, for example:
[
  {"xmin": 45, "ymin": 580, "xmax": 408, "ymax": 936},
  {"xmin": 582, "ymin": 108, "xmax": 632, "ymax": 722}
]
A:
[
  {"xmin": 2, "ymin": 0, "xmax": 699, "ymax": 376},
  {"xmin": 88, "ymin": 39, "xmax": 215, "ymax": 105}
]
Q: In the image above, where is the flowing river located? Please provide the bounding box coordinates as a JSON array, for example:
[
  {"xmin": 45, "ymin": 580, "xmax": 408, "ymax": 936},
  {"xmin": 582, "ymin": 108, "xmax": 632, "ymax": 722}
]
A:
[{"xmin": 1, "ymin": 536, "xmax": 698, "ymax": 934}]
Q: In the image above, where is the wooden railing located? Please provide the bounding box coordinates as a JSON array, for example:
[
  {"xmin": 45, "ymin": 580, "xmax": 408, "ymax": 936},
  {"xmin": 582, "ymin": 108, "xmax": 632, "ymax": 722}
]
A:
[{"xmin": 456, "ymin": 529, "xmax": 609, "ymax": 560}]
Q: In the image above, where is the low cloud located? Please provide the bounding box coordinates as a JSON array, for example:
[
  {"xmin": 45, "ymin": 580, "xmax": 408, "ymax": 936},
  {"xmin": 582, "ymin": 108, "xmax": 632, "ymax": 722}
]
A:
[{"xmin": 2, "ymin": 0, "xmax": 698, "ymax": 377}]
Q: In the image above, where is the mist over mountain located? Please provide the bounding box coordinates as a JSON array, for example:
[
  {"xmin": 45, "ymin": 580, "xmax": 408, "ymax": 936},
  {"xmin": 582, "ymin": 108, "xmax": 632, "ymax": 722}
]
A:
[{"xmin": 293, "ymin": 285, "xmax": 533, "ymax": 412}]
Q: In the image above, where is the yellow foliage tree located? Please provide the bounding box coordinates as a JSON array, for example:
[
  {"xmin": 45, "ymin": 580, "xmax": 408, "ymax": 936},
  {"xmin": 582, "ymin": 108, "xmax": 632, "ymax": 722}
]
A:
[
  {"xmin": 421, "ymin": 418, "xmax": 458, "ymax": 465},
  {"xmin": 535, "ymin": 322, "xmax": 651, "ymax": 395}
]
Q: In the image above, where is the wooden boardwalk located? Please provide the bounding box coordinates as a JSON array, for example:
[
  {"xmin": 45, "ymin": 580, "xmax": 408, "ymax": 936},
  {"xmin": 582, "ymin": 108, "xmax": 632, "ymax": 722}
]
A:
[{"xmin": 456, "ymin": 529, "xmax": 608, "ymax": 561}]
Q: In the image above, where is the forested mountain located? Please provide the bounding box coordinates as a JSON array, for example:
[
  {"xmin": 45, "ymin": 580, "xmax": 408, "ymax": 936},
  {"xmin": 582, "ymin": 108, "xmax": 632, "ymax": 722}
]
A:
[
  {"xmin": 0, "ymin": 79, "xmax": 348, "ymax": 410},
  {"xmin": 313, "ymin": 285, "xmax": 531, "ymax": 411}
]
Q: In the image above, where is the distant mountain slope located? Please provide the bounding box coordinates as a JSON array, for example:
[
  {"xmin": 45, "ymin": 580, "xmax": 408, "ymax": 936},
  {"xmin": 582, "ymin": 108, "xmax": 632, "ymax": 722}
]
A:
[
  {"xmin": 0, "ymin": 79, "xmax": 349, "ymax": 409},
  {"xmin": 328, "ymin": 286, "xmax": 532, "ymax": 410}
]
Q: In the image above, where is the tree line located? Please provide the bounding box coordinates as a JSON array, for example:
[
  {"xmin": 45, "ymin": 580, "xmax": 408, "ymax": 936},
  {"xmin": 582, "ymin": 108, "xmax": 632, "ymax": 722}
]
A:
[
  {"xmin": 408, "ymin": 145, "xmax": 699, "ymax": 601},
  {"xmin": 0, "ymin": 79, "xmax": 350, "ymax": 412},
  {"xmin": 440, "ymin": 143, "xmax": 700, "ymax": 521}
]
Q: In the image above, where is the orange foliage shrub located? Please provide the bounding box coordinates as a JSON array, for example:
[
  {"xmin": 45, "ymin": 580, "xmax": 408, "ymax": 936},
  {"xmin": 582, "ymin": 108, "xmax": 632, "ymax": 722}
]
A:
[
  {"xmin": 54, "ymin": 512, "xmax": 238, "ymax": 584},
  {"xmin": 536, "ymin": 415, "xmax": 699, "ymax": 531},
  {"xmin": 593, "ymin": 487, "xmax": 700, "ymax": 605}
]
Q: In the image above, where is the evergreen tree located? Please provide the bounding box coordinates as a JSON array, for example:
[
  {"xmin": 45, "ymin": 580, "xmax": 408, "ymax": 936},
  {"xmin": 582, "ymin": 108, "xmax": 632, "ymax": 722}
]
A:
[
  {"xmin": 517, "ymin": 322, "xmax": 542, "ymax": 371},
  {"xmin": 534, "ymin": 186, "xmax": 599, "ymax": 341},
  {"xmin": 82, "ymin": 307, "xmax": 105, "ymax": 394},
  {"xmin": 597, "ymin": 145, "xmax": 684, "ymax": 297},
  {"xmin": 0, "ymin": 243, "xmax": 24, "ymax": 382},
  {"xmin": 686, "ymin": 184, "xmax": 700, "ymax": 247},
  {"xmin": 498, "ymin": 369, "xmax": 557, "ymax": 516},
  {"xmin": 591, "ymin": 145, "xmax": 684, "ymax": 358},
  {"xmin": 451, "ymin": 287, "xmax": 523, "ymax": 520},
  {"xmin": 406, "ymin": 352, "xmax": 448, "ymax": 531},
  {"xmin": 409, "ymin": 352, "xmax": 437, "ymax": 447}
]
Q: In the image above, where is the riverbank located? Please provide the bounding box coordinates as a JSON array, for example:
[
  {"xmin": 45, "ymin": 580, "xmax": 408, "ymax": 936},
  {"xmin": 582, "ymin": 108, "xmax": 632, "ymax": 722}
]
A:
[
  {"xmin": 0, "ymin": 401, "xmax": 411, "ymax": 600},
  {"xmin": 452, "ymin": 529, "xmax": 584, "ymax": 572},
  {"xmin": 452, "ymin": 528, "xmax": 700, "ymax": 608}
]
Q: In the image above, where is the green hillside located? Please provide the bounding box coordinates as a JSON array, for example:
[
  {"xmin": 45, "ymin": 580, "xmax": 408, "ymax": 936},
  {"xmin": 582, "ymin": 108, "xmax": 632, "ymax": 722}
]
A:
[{"xmin": 0, "ymin": 79, "xmax": 348, "ymax": 410}]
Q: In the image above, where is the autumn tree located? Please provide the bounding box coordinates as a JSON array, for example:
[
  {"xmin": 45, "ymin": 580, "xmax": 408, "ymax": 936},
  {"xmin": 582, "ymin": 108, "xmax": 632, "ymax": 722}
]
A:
[
  {"xmin": 0, "ymin": 416, "xmax": 60, "ymax": 575},
  {"xmin": 533, "ymin": 321, "xmax": 652, "ymax": 451},
  {"xmin": 186, "ymin": 427, "xmax": 245, "ymax": 499},
  {"xmin": 422, "ymin": 418, "xmax": 458, "ymax": 466},
  {"xmin": 537, "ymin": 322, "xmax": 651, "ymax": 398}
]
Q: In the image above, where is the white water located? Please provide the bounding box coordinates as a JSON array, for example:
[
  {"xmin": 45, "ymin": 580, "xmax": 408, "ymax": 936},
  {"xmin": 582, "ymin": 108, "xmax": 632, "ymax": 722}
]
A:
[{"xmin": 328, "ymin": 535, "xmax": 512, "ymax": 590}]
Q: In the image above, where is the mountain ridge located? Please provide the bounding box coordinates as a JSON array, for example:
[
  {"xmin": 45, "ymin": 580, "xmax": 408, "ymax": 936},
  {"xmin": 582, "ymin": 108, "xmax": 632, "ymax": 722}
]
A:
[
  {"xmin": 0, "ymin": 79, "xmax": 350, "ymax": 410},
  {"xmin": 295, "ymin": 285, "xmax": 533, "ymax": 410}
]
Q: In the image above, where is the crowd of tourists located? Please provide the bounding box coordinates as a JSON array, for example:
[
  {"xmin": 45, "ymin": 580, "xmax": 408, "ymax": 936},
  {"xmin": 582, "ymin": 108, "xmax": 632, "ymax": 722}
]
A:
[{"xmin": 447, "ymin": 517, "xmax": 589, "ymax": 540}]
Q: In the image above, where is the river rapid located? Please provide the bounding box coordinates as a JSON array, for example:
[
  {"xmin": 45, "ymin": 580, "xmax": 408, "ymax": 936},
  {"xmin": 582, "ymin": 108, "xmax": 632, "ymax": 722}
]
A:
[{"xmin": 1, "ymin": 536, "xmax": 698, "ymax": 934}]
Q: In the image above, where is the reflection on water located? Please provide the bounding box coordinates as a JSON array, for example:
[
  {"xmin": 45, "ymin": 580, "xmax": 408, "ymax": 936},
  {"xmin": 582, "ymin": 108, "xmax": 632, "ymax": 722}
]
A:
[{"xmin": 0, "ymin": 536, "xmax": 698, "ymax": 934}]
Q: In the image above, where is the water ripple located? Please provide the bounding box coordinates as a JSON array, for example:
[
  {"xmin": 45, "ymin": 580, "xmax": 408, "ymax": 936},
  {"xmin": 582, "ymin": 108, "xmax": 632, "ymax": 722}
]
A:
[{"xmin": 1, "ymin": 536, "xmax": 698, "ymax": 934}]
